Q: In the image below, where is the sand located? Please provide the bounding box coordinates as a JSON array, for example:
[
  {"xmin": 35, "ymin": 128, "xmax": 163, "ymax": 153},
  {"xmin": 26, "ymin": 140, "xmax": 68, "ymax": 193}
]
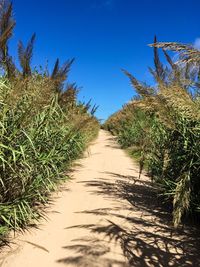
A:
[{"xmin": 0, "ymin": 130, "xmax": 199, "ymax": 267}]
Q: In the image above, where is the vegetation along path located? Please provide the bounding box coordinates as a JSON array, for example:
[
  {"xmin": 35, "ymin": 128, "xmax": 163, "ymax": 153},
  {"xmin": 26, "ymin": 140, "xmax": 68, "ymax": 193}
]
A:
[{"xmin": 1, "ymin": 130, "xmax": 199, "ymax": 267}]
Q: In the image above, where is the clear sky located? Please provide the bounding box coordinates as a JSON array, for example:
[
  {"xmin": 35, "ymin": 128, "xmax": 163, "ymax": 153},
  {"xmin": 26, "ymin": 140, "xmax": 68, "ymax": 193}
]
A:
[{"xmin": 10, "ymin": 0, "xmax": 200, "ymax": 121}]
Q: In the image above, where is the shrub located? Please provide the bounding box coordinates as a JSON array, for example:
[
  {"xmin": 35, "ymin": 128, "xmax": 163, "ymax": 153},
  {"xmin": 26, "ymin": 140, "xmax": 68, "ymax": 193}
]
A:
[
  {"xmin": 0, "ymin": 1, "xmax": 99, "ymax": 243},
  {"xmin": 104, "ymin": 37, "xmax": 200, "ymax": 227}
]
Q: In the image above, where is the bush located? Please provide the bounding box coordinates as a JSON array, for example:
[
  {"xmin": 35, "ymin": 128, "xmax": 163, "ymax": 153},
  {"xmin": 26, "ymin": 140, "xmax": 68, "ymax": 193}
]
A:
[
  {"xmin": 0, "ymin": 78, "xmax": 99, "ymax": 242},
  {"xmin": 0, "ymin": 2, "xmax": 99, "ymax": 243},
  {"xmin": 104, "ymin": 37, "xmax": 200, "ymax": 227}
]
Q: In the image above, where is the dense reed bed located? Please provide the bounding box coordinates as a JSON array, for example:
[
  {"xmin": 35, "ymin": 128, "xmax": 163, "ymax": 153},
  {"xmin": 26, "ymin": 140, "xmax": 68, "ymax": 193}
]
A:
[
  {"xmin": 104, "ymin": 36, "xmax": 200, "ymax": 227},
  {"xmin": 0, "ymin": 1, "xmax": 99, "ymax": 243}
]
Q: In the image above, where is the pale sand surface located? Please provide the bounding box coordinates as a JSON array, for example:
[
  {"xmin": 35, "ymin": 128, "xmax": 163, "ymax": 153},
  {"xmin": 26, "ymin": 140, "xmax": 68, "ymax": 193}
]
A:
[{"xmin": 0, "ymin": 130, "xmax": 199, "ymax": 267}]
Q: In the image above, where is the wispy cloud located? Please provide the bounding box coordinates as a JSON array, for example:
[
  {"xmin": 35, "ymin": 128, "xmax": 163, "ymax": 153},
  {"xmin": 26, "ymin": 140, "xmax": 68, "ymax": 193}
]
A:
[
  {"xmin": 194, "ymin": 38, "xmax": 200, "ymax": 50},
  {"xmin": 104, "ymin": 0, "xmax": 114, "ymax": 7},
  {"xmin": 91, "ymin": 0, "xmax": 115, "ymax": 9}
]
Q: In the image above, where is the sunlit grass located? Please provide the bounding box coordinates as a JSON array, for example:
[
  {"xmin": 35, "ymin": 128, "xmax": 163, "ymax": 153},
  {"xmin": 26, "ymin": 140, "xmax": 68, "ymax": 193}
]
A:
[{"xmin": 104, "ymin": 37, "xmax": 200, "ymax": 227}]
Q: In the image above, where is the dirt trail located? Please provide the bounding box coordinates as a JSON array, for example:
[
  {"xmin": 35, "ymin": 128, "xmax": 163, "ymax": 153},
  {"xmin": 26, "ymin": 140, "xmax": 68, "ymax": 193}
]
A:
[{"xmin": 0, "ymin": 130, "xmax": 199, "ymax": 267}]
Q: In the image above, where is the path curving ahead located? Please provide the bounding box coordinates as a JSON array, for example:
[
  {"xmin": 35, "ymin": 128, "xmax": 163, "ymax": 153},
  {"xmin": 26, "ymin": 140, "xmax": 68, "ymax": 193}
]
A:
[{"xmin": 0, "ymin": 130, "xmax": 199, "ymax": 267}]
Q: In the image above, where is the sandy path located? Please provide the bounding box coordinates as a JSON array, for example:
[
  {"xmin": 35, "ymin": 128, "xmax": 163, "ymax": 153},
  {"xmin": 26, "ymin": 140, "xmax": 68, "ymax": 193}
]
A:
[{"xmin": 0, "ymin": 130, "xmax": 199, "ymax": 267}]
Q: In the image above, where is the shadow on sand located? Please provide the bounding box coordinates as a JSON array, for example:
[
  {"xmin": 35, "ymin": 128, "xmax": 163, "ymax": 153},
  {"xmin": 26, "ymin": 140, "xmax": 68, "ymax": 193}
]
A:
[{"xmin": 57, "ymin": 172, "xmax": 200, "ymax": 267}]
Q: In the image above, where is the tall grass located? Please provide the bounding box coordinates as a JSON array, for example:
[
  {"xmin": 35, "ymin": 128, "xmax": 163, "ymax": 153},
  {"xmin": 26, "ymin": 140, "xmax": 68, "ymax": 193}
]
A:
[
  {"xmin": 0, "ymin": 1, "xmax": 99, "ymax": 243},
  {"xmin": 104, "ymin": 37, "xmax": 200, "ymax": 227}
]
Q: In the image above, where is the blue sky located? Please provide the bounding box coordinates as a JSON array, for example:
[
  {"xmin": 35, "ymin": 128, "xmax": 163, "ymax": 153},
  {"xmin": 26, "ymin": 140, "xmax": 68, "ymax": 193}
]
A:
[{"xmin": 10, "ymin": 0, "xmax": 200, "ymax": 120}]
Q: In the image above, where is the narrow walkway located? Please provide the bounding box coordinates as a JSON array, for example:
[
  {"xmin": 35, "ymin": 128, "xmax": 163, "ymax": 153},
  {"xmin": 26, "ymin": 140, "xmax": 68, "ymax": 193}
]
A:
[{"xmin": 0, "ymin": 130, "xmax": 199, "ymax": 267}]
